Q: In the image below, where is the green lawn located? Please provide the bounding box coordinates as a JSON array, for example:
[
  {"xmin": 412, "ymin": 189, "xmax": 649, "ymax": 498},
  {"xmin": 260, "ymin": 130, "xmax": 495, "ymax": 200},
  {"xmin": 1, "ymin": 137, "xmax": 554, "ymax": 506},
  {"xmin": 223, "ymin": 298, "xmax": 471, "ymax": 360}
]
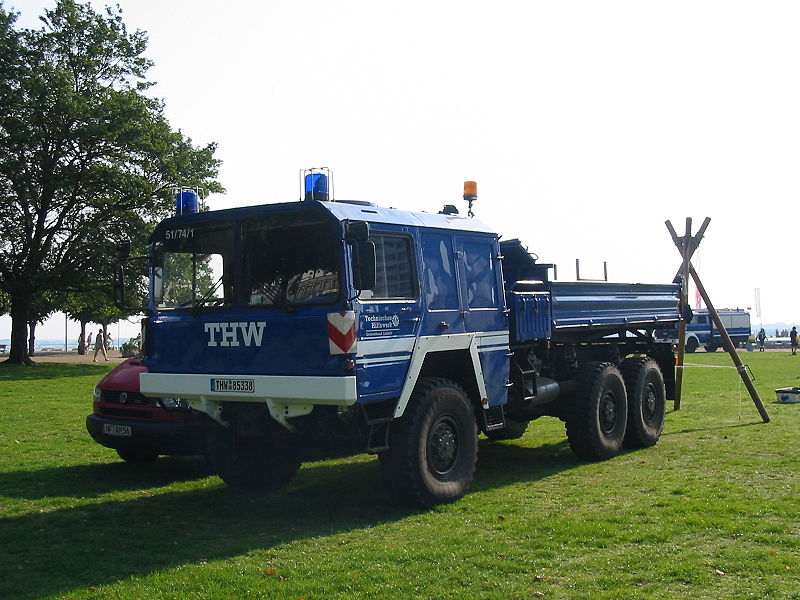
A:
[{"xmin": 1, "ymin": 353, "xmax": 798, "ymax": 599}]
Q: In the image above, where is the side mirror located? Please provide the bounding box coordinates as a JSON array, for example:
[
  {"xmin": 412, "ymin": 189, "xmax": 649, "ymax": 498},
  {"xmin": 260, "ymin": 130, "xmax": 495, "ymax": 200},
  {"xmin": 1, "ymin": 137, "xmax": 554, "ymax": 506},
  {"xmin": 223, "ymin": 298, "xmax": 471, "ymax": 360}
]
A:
[
  {"xmin": 114, "ymin": 256, "xmax": 149, "ymax": 313},
  {"xmin": 113, "ymin": 264, "xmax": 125, "ymax": 307},
  {"xmin": 118, "ymin": 240, "xmax": 132, "ymax": 260},
  {"xmin": 345, "ymin": 221, "xmax": 370, "ymax": 242},
  {"xmin": 353, "ymin": 241, "xmax": 376, "ymax": 291}
]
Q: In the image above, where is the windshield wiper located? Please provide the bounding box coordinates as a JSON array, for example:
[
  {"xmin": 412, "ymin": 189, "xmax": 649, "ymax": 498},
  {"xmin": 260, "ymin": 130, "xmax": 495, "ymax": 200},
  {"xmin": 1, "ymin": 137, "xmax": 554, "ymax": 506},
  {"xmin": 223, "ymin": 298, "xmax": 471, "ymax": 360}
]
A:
[{"xmin": 191, "ymin": 276, "xmax": 224, "ymax": 316}]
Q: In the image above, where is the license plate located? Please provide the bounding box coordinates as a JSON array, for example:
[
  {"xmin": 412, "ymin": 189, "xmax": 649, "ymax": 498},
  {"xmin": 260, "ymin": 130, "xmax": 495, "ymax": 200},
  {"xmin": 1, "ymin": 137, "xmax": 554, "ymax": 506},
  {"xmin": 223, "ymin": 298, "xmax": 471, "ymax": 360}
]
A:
[
  {"xmin": 103, "ymin": 423, "xmax": 131, "ymax": 437},
  {"xmin": 211, "ymin": 378, "xmax": 255, "ymax": 393}
]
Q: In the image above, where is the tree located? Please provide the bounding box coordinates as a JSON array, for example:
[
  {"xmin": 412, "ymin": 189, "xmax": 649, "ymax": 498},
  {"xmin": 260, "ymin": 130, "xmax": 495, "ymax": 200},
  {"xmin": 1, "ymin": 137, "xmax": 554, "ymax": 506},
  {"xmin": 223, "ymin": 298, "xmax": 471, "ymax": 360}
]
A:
[
  {"xmin": 63, "ymin": 287, "xmax": 128, "ymax": 355},
  {"xmin": 0, "ymin": 1, "xmax": 222, "ymax": 364},
  {"xmin": 26, "ymin": 290, "xmax": 63, "ymax": 355}
]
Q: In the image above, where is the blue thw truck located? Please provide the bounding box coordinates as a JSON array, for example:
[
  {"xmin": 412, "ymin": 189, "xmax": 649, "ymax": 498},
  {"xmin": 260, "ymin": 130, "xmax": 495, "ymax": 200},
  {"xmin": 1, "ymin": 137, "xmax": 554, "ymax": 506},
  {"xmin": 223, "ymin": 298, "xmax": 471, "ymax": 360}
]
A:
[
  {"xmin": 659, "ymin": 308, "xmax": 751, "ymax": 353},
  {"xmin": 110, "ymin": 173, "xmax": 683, "ymax": 507}
]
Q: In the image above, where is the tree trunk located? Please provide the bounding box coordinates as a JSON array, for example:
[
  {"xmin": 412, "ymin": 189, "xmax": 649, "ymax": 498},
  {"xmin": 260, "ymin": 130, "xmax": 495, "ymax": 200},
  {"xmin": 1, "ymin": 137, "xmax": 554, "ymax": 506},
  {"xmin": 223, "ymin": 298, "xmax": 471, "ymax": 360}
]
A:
[
  {"xmin": 28, "ymin": 321, "xmax": 36, "ymax": 356},
  {"xmin": 6, "ymin": 291, "xmax": 33, "ymax": 365},
  {"xmin": 78, "ymin": 321, "xmax": 87, "ymax": 354}
]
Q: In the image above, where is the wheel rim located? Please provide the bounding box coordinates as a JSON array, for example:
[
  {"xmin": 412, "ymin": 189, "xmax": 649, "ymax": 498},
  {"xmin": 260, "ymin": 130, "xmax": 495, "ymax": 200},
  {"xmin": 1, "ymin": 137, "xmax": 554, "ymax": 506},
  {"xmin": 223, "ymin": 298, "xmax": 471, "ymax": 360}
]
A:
[
  {"xmin": 643, "ymin": 382, "xmax": 658, "ymax": 423},
  {"xmin": 599, "ymin": 391, "xmax": 618, "ymax": 434},
  {"xmin": 427, "ymin": 415, "xmax": 460, "ymax": 476}
]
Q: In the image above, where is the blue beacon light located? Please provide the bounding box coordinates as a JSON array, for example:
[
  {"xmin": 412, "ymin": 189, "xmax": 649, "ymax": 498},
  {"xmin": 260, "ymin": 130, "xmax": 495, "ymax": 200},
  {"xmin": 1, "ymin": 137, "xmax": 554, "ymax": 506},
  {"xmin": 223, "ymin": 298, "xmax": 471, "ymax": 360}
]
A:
[
  {"xmin": 176, "ymin": 190, "xmax": 199, "ymax": 214},
  {"xmin": 304, "ymin": 172, "xmax": 329, "ymax": 201}
]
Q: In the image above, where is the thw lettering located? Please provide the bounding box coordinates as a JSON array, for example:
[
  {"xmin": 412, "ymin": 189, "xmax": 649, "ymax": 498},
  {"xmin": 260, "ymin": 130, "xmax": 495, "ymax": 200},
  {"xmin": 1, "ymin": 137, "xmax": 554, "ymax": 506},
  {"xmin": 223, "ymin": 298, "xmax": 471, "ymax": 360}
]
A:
[{"xmin": 205, "ymin": 322, "xmax": 267, "ymax": 347}]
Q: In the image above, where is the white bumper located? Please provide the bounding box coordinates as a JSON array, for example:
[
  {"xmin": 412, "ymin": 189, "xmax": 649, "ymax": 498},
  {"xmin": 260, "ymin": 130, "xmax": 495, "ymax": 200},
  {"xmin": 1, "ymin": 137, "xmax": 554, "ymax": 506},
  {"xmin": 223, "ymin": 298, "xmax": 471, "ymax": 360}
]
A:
[
  {"xmin": 140, "ymin": 372, "xmax": 358, "ymax": 405},
  {"xmin": 140, "ymin": 372, "xmax": 358, "ymax": 429}
]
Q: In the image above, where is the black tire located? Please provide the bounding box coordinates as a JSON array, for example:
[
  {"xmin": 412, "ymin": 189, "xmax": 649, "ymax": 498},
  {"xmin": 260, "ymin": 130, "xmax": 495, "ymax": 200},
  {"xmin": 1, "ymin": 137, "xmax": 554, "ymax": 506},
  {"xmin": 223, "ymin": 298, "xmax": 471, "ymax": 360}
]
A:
[
  {"xmin": 565, "ymin": 362, "xmax": 627, "ymax": 461},
  {"xmin": 484, "ymin": 416, "xmax": 529, "ymax": 441},
  {"xmin": 704, "ymin": 343, "xmax": 718, "ymax": 352},
  {"xmin": 206, "ymin": 424, "xmax": 300, "ymax": 491},
  {"xmin": 620, "ymin": 358, "xmax": 666, "ymax": 449},
  {"xmin": 685, "ymin": 337, "xmax": 699, "ymax": 353},
  {"xmin": 379, "ymin": 378, "xmax": 478, "ymax": 507},
  {"xmin": 116, "ymin": 448, "xmax": 159, "ymax": 462}
]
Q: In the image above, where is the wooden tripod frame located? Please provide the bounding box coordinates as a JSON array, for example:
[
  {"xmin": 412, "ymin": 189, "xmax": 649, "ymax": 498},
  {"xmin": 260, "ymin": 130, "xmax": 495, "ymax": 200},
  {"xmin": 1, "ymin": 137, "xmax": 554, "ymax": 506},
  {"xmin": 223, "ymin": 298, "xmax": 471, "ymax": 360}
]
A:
[{"xmin": 666, "ymin": 218, "xmax": 770, "ymax": 423}]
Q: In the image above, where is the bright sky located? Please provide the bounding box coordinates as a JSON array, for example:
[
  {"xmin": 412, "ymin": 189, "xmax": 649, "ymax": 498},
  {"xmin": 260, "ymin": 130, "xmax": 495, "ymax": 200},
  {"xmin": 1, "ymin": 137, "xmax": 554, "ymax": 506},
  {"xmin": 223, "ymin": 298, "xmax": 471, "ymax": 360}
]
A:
[{"xmin": 4, "ymin": 0, "xmax": 799, "ymax": 342}]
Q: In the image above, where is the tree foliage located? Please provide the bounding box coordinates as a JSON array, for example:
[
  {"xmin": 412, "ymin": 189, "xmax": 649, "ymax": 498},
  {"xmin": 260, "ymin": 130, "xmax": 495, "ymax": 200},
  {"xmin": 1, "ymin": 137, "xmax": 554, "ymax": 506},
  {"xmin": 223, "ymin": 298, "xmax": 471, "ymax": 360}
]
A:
[{"xmin": 0, "ymin": 0, "xmax": 222, "ymax": 363}]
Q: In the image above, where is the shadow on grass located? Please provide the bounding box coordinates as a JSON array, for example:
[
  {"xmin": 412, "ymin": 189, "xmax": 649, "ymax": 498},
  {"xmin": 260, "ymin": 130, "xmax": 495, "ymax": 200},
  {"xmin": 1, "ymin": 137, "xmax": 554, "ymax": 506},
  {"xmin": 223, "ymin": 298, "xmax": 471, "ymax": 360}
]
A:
[
  {"xmin": 0, "ymin": 362, "xmax": 112, "ymax": 381},
  {"xmin": 0, "ymin": 440, "xmax": 579, "ymax": 599},
  {"xmin": 0, "ymin": 456, "xmax": 212, "ymax": 499},
  {"xmin": 661, "ymin": 421, "xmax": 768, "ymax": 436}
]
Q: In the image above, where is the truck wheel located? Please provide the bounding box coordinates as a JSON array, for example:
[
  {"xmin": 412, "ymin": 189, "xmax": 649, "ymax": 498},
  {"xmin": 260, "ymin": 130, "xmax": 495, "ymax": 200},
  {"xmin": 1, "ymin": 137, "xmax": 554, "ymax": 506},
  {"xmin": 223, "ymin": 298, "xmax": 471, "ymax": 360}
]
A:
[
  {"xmin": 685, "ymin": 338, "xmax": 699, "ymax": 353},
  {"xmin": 620, "ymin": 358, "xmax": 666, "ymax": 448},
  {"xmin": 116, "ymin": 448, "xmax": 159, "ymax": 462},
  {"xmin": 206, "ymin": 424, "xmax": 300, "ymax": 491},
  {"xmin": 565, "ymin": 362, "xmax": 627, "ymax": 461},
  {"xmin": 379, "ymin": 378, "xmax": 478, "ymax": 507},
  {"xmin": 704, "ymin": 343, "xmax": 718, "ymax": 352},
  {"xmin": 484, "ymin": 416, "xmax": 529, "ymax": 440}
]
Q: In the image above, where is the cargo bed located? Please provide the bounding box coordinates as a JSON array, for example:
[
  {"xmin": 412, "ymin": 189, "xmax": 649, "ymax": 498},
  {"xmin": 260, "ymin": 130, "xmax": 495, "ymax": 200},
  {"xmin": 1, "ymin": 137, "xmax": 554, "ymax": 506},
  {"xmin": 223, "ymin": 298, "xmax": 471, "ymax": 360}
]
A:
[{"xmin": 500, "ymin": 239, "xmax": 681, "ymax": 344}]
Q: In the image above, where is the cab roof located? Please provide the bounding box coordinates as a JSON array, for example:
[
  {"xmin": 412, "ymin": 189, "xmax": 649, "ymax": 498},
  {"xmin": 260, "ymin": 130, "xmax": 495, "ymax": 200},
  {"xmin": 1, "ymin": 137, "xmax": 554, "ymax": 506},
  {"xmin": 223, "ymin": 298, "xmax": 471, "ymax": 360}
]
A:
[{"xmin": 154, "ymin": 199, "xmax": 497, "ymax": 236}]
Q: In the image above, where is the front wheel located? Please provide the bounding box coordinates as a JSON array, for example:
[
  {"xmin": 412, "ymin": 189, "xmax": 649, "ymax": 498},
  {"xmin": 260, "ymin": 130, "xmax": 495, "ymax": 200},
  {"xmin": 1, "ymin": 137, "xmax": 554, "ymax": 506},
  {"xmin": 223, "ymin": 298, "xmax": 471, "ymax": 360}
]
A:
[
  {"xmin": 379, "ymin": 378, "xmax": 478, "ymax": 507},
  {"xmin": 206, "ymin": 424, "xmax": 300, "ymax": 491},
  {"xmin": 565, "ymin": 362, "xmax": 628, "ymax": 461}
]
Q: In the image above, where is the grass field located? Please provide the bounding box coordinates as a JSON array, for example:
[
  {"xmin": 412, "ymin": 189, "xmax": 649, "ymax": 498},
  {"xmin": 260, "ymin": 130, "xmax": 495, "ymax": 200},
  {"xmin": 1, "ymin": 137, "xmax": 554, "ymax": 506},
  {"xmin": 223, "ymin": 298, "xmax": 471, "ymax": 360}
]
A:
[{"xmin": 1, "ymin": 352, "xmax": 798, "ymax": 599}]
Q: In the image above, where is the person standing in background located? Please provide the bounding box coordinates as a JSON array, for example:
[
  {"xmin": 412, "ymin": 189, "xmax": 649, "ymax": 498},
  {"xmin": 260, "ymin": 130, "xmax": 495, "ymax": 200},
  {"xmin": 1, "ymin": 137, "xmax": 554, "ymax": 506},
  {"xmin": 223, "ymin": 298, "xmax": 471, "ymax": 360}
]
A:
[
  {"xmin": 757, "ymin": 328, "xmax": 767, "ymax": 352},
  {"xmin": 93, "ymin": 330, "xmax": 108, "ymax": 362}
]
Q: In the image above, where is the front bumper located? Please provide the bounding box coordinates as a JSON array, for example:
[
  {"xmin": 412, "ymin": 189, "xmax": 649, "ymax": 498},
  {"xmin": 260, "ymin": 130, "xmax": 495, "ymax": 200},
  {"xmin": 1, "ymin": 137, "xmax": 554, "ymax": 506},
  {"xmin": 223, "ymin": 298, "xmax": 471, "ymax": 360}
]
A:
[
  {"xmin": 86, "ymin": 413, "xmax": 203, "ymax": 456},
  {"xmin": 139, "ymin": 373, "xmax": 358, "ymax": 405}
]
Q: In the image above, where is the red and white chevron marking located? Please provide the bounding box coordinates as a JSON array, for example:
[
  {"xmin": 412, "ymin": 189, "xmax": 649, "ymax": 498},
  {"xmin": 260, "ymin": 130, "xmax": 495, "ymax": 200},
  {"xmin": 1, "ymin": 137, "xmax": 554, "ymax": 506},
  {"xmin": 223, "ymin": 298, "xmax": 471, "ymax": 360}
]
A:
[{"xmin": 328, "ymin": 311, "xmax": 357, "ymax": 354}]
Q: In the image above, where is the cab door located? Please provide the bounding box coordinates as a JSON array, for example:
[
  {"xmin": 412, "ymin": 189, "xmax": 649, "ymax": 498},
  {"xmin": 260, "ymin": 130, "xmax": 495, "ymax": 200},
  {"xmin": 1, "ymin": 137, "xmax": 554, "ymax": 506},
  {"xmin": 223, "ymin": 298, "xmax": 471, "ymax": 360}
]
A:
[
  {"xmin": 454, "ymin": 233, "xmax": 509, "ymax": 407},
  {"xmin": 419, "ymin": 231, "xmax": 465, "ymax": 335},
  {"xmin": 355, "ymin": 227, "xmax": 422, "ymax": 402}
]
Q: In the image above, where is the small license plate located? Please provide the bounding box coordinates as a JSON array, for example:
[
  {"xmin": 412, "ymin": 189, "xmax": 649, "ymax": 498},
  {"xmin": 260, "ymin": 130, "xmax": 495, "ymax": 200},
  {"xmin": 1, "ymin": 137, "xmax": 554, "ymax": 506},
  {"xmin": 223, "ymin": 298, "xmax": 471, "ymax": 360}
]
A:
[
  {"xmin": 103, "ymin": 423, "xmax": 131, "ymax": 437},
  {"xmin": 211, "ymin": 378, "xmax": 255, "ymax": 393}
]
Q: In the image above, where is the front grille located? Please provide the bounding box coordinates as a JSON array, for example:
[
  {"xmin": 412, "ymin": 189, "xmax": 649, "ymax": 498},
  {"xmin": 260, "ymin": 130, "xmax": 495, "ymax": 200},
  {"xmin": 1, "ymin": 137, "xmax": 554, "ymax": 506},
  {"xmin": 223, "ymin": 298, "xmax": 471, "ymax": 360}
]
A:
[
  {"xmin": 101, "ymin": 391, "xmax": 151, "ymax": 405},
  {"xmin": 100, "ymin": 406, "xmax": 153, "ymax": 419}
]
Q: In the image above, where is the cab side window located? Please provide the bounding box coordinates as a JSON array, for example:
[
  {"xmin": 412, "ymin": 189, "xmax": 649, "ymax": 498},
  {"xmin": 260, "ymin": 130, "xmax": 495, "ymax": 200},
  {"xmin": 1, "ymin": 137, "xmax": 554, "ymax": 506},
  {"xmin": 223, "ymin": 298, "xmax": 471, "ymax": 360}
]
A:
[
  {"xmin": 365, "ymin": 234, "xmax": 416, "ymax": 300},
  {"xmin": 463, "ymin": 241, "xmax": 497, "ymax": 308},
  {"xmin": 421, "ymin": 233, "xmax": 458, "ymax": 309}
]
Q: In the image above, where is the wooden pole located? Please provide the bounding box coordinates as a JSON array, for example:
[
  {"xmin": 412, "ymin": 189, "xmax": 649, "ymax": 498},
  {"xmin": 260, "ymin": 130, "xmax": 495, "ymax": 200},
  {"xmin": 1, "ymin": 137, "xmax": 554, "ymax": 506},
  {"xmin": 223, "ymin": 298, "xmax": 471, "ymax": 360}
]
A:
[
  {"xmin": 671, "ymin": 218, "xmax": 712, "ymax": 281},
  {"xmin": 668, "ymin": 217, "xmax": 712, "ymax": 409},
  {"xmin": 672, "ymin": 218, "xmax": 692, "ymax": 410},
  {"xmin": 689, "ymin": 264, "xmax": 770, "ymax": 423}
]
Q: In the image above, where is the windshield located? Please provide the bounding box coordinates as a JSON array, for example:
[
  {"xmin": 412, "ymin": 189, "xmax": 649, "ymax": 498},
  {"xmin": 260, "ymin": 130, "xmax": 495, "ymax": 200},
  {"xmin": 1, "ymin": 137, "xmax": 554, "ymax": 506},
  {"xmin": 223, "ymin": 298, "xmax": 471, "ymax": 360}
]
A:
[
  {"xmin": 152, "ymin": 221, "xmax": 233, "ymax": 310},
  {"xmin": 242, "ymin": 213, "xmax": 341, "ymax": 307}
]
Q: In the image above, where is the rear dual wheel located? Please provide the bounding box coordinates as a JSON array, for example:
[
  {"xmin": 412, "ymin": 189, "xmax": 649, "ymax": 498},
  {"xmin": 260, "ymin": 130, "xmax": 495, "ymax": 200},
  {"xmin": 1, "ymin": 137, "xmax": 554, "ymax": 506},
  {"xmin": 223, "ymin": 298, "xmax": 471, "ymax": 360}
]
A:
[
  {"xmin": 565, "ymin": 362, "xmax": 628, "ymax": 461},
  {"xmin": 620, "ymin": 357, "xmax": 666, "ymax": 448}
]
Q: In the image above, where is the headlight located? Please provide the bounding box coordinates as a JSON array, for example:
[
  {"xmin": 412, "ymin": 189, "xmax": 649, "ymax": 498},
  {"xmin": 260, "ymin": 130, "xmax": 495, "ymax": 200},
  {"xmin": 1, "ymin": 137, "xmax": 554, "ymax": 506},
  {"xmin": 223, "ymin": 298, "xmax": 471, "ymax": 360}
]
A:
[{"xmin": 93, "ymin": 387, "xmax": 102, "ymax": 403}]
